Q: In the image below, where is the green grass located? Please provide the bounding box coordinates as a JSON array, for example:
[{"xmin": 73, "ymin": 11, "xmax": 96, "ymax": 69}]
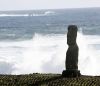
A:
[{"xmin": 0, "ymin": 73, "xmax": 99, "ymax": 86}]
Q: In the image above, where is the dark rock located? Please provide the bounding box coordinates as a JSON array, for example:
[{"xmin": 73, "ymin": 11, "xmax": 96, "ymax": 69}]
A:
[
  {"xmin": 65, "ymin": 44, "xmax": 78, "ymax": 69},
  {"xmin": 67, "ymin": 25, "xmax": 78, "ymax": 45},
  {"xmin": 62, "ymin": 69, "xmax": 81, "ymax": 77},
  {"xmin": 62, "ymin": 25, "xmax": 81, "ymax": 77}
]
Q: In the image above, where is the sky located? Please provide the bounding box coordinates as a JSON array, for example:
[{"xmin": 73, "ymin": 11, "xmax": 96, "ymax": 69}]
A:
[{"xmin": 0, "ymin": 0, "xmax": 100, "ymax": 10}]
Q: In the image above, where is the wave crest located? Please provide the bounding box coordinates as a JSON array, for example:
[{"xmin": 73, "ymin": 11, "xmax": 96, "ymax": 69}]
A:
[{"xmin": 0, "ymin": 11, "xmax": 56, "ymax": 17}]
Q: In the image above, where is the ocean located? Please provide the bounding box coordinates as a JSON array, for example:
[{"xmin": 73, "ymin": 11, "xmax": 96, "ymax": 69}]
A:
[{"xmin": 0, "ymin": 8, "xmax": 100, "ymax": 75}]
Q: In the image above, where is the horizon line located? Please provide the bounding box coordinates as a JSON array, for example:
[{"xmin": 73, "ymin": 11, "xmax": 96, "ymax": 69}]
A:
[{"xmin": 0, "ymin": 7, "xmax": 100, "ymax": 12}]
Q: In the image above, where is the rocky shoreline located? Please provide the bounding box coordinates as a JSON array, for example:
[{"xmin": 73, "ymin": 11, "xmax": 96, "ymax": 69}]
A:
[{"xmin": 0, "ymin": 73, "xmax": 99, "ymax": 86}]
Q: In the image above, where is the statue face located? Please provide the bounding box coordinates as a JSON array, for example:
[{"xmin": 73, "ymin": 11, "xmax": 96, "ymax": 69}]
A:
[{"xmin": 67, "ymin": 25, "xmax": 77, "ymax": 45}]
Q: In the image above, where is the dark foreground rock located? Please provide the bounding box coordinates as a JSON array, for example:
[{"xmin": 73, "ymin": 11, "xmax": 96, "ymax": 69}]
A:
[{"xmin": 0, "ymin": 73, "xmax": 100, "ymax": 86}]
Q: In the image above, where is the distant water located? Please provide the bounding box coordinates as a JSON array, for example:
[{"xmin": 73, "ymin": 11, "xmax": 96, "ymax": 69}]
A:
[{"xmin": 0, "ymin": 8, "xmax": 100, "ymax": 75}]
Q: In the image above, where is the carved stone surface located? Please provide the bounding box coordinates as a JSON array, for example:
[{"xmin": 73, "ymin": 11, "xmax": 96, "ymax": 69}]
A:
[
  {"xmin": 62, "ymin": 25, "xmax": 81, "ymax": 77},
  {"xmin": 65, "ymin": 44, "xmax": 78, "ymax": 69},
  {"xmin": 67, "ymin": 25, "xmax": 78, "ymax": 45},
  {"xmin": 66, "ymin": 25, "xmax": 78, "ymax": 69},
  {"xmin": 62, "ymin": 69, "xmax": 80, "ymax": 77}
]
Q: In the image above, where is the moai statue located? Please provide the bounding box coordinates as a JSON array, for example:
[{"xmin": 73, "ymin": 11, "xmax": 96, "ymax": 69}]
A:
[{"xmin": 62, "ymin": 25, "xmax": 81, "ymax": 77}]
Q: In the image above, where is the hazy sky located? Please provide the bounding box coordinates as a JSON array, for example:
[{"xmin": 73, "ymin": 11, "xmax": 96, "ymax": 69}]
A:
[{"xmin": 0, "ymin": 0, "xmax": 100, "ymax": 10}]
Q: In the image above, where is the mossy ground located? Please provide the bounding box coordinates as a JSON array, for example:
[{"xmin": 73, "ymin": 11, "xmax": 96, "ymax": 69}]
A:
[{"xmin": 0, "ymin": 73, "xmax": 99, "ymax": 86}]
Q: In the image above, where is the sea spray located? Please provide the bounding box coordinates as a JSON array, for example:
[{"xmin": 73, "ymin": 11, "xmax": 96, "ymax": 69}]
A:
[
  {"xmin": 9, "ymin": 33, "xmax": 67, "ymax": 74},
  {"xmin": 0, "ymin": 32, "xmax": 99, "ymax": 75},
  {"xmin": 78, "ymin": 31, "xmax": 100, "ymax": 76}
]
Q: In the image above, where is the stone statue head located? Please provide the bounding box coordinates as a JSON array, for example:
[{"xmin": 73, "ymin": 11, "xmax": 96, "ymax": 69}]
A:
[{"xmin": 67, "ymin": 25, "xmax": 78, "ymax": 45}]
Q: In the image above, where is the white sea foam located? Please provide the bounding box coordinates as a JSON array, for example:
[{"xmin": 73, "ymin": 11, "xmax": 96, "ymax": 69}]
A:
[
  {"xmin": 0, "ymin": 32, "xmax": 100, "ymax": 75},
  {"xmin": 0, "ymin": 14, "xmax": 29, "ymax": 17},
  {"xmin": 77, "ymin": 33, "xmax": 100, "ymax": 76},
  {"xmin": 0, "ymin": 11, "xmax": 55, "ymax": 17},
  {"xmin": 44, "ymin": 11, "xmax": 55, "ymax": 15}
]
